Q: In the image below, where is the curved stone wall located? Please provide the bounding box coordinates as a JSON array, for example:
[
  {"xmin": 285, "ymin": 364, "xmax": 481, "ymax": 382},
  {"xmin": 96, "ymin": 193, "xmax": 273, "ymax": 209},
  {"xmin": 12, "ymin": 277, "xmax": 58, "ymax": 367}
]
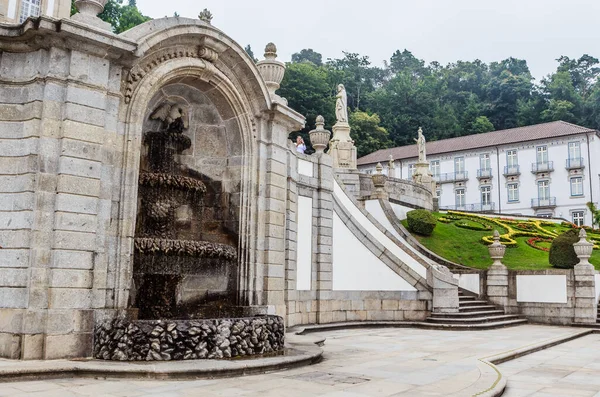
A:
[
  {"xmin": 94, "ymin": 315, "xmax": 285, "ymax": 361},
  {"xmin": 359, "ymin": 174, "xmax": 433, "ymax": 210}
]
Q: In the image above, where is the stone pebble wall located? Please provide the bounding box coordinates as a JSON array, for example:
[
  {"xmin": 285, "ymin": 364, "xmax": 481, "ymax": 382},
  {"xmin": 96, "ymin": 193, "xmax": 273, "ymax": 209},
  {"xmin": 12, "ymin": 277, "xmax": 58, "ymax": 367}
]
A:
[{"xmin": 94, "ymin": 315, "xmax": 285, "ymax": 361}]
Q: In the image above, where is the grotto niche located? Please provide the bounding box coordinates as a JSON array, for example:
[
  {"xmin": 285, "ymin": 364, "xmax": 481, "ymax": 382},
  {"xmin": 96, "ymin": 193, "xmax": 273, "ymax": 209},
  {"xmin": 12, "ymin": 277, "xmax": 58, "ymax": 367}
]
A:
[{"xmin": 131, "ymin": 80, "xmax": 246, "ymax": 320}]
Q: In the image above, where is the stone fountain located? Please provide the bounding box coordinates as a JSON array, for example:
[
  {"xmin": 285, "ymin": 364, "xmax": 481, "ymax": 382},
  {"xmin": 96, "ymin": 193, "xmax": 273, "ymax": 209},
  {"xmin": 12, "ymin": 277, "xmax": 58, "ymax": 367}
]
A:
[{"xmin": 93, "ymin": 105, "xmax": 284, "ymax": 361}]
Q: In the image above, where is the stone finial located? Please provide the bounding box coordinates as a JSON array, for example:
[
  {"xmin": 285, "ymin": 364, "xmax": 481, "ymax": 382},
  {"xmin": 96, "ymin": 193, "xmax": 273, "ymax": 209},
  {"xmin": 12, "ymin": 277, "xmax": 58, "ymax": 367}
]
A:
[
  {"xmin": 372, "ymin": 163, "xmax": 388, "ymax": 196},
  {"xmin": 488, "ymin": 229, "xmax": 506, "ymax": 267},
  {"xmin": 376, "ymin": 163, "xmax": 383, "ymax": 174},
  {"xmin": 309, "ymin": 115, "xmax": 331, "ymax": 154},
  {"xmin": 256, "ymin": 42, "xmax": 286, "ymax": 104},
  {"xmin": 574, "ymin": 228, "xmax": 594, "ymax": 266},
  {"xmin": 198, "ymin": 8, "xmax": 213, "ymax": 24},
  {"xmin": 72, "ymin": 0, "xmax": 112, "ymax": 30}
]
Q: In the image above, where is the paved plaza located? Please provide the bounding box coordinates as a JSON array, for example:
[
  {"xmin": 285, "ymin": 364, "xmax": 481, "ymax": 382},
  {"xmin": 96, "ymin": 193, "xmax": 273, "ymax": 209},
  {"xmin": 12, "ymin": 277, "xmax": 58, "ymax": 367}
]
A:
[{"xmin": 0, "ymin": 325, "xmax": 598, "ymax": 396}]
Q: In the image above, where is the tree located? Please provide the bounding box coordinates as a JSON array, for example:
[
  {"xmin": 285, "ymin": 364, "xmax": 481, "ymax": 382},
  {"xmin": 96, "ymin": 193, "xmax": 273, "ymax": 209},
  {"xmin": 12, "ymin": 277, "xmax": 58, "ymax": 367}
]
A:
[
  {"xmin": 245, "ymin": 45, "xmax": 258, "ymax": 63},
  {"xmin": 71, "ymin": 0, "xmax": 151, "ymax": 33},
  {"xmin": 470, "ymin": 116, "xmax": 495, "ymax": 134},
  {"xmin": 291, "ymin": 49, "xmax": 323, "ymax": 66},
  {"xmin": 541, "ymin": 99, "xmax": 576, "ymax": 122},
  {"xmin": 349, "ymin": 111, "xmax": 391, "ymax": 157},
  {"xmin": 587, "ymin": 202, "xmax": 600, "ymax": 228}
]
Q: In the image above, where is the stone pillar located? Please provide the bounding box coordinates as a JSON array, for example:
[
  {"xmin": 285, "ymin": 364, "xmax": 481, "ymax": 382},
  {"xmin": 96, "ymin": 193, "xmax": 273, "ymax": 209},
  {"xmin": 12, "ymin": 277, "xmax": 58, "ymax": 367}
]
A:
[
  {"xmin": 486, "ymin": 230, "xmax": 509, "ymax": 308},
  {"xmin": 427, "ymin": 265, "xmax": 459, "ymax": 313},
  {"xmin": 573, "ymin": 229, "xmax": 596, "ymax": 324},
  {"xmin": 329, "ymin": 122, "xmax": 357, "ymax": 170},
  {"xmin": 316, "ymin": 153, "xmax": 334, "ymax": 324}
]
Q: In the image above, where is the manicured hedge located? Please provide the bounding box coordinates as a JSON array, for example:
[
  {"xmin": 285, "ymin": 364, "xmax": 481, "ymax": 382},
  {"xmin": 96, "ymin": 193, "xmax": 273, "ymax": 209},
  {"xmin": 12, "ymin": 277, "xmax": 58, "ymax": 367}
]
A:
[
  {"xmin": 549, "ymin": 229, "xmax": 580, "ymax": 268},
  {"xmin": 407, "ymin": 209, "xmax": 437, "ymax": 236}
]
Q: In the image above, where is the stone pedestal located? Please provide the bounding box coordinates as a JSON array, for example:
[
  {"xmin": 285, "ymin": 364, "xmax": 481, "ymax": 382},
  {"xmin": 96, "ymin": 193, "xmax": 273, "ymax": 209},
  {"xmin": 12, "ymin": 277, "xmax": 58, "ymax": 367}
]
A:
[
  {"xmin": 573, "ymin": 229, "xmax": 597, "ymax": 324},
  {"xmin": 486, "ymin": 263, "xmax": 509, "ymax": 308},
  {"xmin": 412, "ymin": 162, "xmax": 435, "ymax": 195},
  {"xmin": 427, "ymin": 266, "xmax": 459, "ymax": 313},
  {"xmin": 329, "ymin": 122, "xmax": 357, "ymax": 169},
  {"xmin": 370, "ymin": 163, "xmax": 388, "ymax": 200}
]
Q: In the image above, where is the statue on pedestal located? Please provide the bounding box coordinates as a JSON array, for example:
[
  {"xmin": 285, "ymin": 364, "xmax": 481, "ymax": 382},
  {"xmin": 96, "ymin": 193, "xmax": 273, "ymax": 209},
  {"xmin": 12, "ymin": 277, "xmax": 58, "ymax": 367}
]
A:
[
  {"xmin": 335, "ymin": 84, "xmax": 348, "ymax": 124},
  {"xmin": 415, "ymin": 127, "xmax": 426, "ymax": 163}
]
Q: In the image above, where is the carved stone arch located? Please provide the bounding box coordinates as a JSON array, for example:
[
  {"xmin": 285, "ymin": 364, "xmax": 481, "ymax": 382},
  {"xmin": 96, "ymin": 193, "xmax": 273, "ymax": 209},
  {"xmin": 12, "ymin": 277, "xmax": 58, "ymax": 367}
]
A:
[{"xmin": 114, "ymin": 56, "xmax": 262, "ymax": 309}]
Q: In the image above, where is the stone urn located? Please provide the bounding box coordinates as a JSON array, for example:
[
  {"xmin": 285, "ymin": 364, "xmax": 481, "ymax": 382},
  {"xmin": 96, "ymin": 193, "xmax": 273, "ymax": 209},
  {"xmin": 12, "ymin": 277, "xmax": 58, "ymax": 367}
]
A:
[
  {"xmin": 574, "ymin": 228, "xmax": 594, "ymax": 265},
  {"xmin": 372, "ymin": 163, "xmax": 387, "ymax": 194},
  {"xmin": 309, "ymin": 115, "xmax": 331, "ymax": 153},
  {"xmin": 257, "ymin": 43, "xmax": 286, "ymax": 101},
  {"xmin": 74, "ymin": 0, "xmax": 107, "ymax": 15},
  {"xmin": 488, "ymin": 230, "xmax": 506, "ymax": 266}
]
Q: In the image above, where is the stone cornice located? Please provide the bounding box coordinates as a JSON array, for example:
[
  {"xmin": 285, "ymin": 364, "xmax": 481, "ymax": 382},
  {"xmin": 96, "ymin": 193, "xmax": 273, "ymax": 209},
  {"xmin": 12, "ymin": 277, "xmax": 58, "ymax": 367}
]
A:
[{"xmin": 0, "ymin": 16, "xmax": 137, "ymax": 64}]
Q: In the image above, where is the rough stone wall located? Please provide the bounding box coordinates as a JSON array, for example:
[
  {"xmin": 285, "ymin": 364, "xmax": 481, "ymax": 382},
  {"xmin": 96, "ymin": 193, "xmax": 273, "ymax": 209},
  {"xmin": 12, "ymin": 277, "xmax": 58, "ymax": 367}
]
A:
[{"xmin": 358, "ymin": 174, "xmax": 433, "ymax": 210}]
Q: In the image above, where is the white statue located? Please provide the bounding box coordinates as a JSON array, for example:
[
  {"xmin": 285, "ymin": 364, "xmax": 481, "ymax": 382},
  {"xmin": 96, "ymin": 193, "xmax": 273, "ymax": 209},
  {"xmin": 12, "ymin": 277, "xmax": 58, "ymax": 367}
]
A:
[
  {"xmin": 335, "ymin": 84, "xmax": 348, "ymax": 123},
  {"xmin": 415, "ymin": 127, "xmax": 426, "ymax": 163}
]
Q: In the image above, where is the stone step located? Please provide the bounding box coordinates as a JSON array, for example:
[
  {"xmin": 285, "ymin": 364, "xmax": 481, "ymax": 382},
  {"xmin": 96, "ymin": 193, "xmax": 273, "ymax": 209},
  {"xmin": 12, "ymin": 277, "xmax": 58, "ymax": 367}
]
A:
[
  {"xmin": 459, "ymin": 300, "xmax": 490, "ymax": 307},
  {"xmin": 427, "ymin": 310, "xmax": 506, "ymax": 318},
  {"xmin": 415, "ymin": 318, "xmax": 527, "ymax": 330},
  {"xmin": 426, "ymin": 314, "xmax": 522, "ymax": 324},
  {"xmin": 458, "ymin": 295, "xmax": 477, "ymax": 301},
  {"xmin": 459, "ymin": 305, "xmax": 498, "ymax": 312}
]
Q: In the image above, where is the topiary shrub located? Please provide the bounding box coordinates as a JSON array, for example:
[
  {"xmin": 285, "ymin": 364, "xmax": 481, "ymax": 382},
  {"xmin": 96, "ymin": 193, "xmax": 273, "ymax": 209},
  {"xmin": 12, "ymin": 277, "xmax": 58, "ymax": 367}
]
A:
[
  {"xmin": 549, "ymin": 229, "xmax": 580, "ymax": 268},
  {"xmin": 407, "ymin": 209, "xmax": 437, "ymax": 236}
]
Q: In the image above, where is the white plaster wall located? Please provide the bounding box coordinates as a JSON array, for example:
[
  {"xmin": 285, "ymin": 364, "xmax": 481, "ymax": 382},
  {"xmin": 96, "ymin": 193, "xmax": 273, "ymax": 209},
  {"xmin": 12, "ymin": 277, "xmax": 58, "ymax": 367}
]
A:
[
  {"xmin": 365, "ymin": 200, "xmax": 435, "ymax": 267},
  {"xmin": 516, "ymin": 275, "xmax": 568, "ymax": 303},
  {"xmin": 453, "ymin": 273, "xmax": 480, "ymax": 294},
  {"xmin": 332, "ymin": 213, "xmax": 416, "ymax": 291},
  {"xmin": 390, "ymin": 202, "xmax": 413, "ymax": 221},
  {"xmin": 296, "ymin": 196, "xmax": 313, "ymax": 290},
  {"xmin": 595, "ymin": 274, "xmax": 600, "ymax": 301},
  {"xmin": 334, "ymin": 181, "xmax": 427, "ymax": 278},
  {"xmin": 297, "ymin": 159, "xmax": 314, "ymax": 177}
]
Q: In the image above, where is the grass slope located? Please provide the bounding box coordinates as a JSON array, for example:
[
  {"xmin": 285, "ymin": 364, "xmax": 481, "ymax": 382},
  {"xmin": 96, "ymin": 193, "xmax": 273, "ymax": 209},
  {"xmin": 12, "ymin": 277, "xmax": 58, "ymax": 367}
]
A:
[{"xmin": 403, "ymin": 213, "xmax": 600, "ymax": 270}]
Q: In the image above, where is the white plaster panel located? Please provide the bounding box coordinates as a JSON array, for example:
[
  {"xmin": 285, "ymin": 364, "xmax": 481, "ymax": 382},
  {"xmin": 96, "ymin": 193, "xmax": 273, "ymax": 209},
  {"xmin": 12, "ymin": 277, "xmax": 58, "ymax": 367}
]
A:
[
  {"xmin": 297, "ymin": 159, "xmax": 313, "ymax": 177},
  {"xmin": 46, "ymin": 0, "xmax": 55, "ymax": 15},
  {"xmin": 516, "ymin": 275, "xmax": 567, "ymax": 303},
  {"xmin": 595, "ymin": 274, "xmax": 600, "ymax": 301},
  {"xmin": 296, "ymin": 196, "xmax": 312, "ymax": 290},
  {"xmin": 453, "ymin": 273, "xmax": 480, "ymax": 294},
  {"xmin": 390, "ymin": 203, "xmax": 412, "ymax": 221},
  {"xmin": 365, "ymin": 200, "xmax": 435, "ymax": 267},
  {"xmin": 334, "ymin": 181, "xmax": 427, "ymax": 277},
  {"xmin": 332, "ymin": 213, "xmax": 415, "ymax": 291}
]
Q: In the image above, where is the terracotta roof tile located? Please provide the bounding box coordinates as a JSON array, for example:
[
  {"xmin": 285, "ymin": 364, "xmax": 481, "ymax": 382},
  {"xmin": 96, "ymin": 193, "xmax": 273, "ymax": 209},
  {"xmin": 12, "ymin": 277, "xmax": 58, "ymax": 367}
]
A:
[{"xmin": 357, "ymin": 121, "xmax": 598, "ymax": 166}]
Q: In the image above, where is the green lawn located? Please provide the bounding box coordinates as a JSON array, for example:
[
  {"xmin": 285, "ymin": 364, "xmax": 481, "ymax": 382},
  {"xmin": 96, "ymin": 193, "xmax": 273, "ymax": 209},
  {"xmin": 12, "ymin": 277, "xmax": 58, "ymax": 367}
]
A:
[{"xmin": 402, "ymin": 213, "xmax": 600, "ymax": 271}]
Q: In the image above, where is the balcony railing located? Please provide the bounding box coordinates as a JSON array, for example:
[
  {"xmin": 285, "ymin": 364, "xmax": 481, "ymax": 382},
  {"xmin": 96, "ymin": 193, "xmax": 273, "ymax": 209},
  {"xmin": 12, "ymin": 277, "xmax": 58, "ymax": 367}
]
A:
[
  {"xmin": 566, "ymin": 157, "xmax": 585, "ymax": 170},
  {"xmin": 531, "ymin": 161, "xmax": 554, "ymax": 173},
  {"xmin": 440, "ymin": 203, "xmax": 495, "ymax": 212},
  {"xmin": 503, "ymin": 165, "xmax": 520, "ymax": 176},
  {"xmin": 477, "ymin": 168, "xmax": 493, "ymax": 179},
  {"xmin": 531, "ymin": 197, "xmax": 557, "ymax": 209},
  {"xmin": 434, "ymin": 171, "xmax": 469, "ymax": 183}
]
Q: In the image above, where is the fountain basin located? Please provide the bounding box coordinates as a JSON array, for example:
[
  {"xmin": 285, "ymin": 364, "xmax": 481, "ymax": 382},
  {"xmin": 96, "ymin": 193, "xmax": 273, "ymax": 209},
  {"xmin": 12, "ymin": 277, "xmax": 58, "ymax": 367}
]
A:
[{"xmin": 94, "ymin": 315, "xmax": 285, "ymax": 361}]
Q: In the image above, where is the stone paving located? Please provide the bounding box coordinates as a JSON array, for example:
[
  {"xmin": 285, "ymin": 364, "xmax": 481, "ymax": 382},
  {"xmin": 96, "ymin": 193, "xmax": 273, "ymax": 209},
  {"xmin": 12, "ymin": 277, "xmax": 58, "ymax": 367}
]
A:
[
  {"xmin": 501, "ymin": 334, "xmax": 600, "ymax": 397},
  {"xmin": 0, "ymin": 325, "xmax": 597, "ymax": 397}
]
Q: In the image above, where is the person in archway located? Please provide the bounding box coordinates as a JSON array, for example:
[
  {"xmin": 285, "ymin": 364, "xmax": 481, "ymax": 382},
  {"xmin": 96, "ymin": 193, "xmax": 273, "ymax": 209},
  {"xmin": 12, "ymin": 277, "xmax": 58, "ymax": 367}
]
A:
[{"xmin": 295, "ymin": 136, "xmax": 306, "ymax": 154}]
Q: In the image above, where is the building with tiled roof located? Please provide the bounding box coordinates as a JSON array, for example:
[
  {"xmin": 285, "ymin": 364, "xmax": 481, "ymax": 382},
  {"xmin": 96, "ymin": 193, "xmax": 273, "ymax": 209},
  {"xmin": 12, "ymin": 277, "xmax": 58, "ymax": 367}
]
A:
[{"xmin": 357, "ymin": 121, "xmax": 600, "ymax": 226}]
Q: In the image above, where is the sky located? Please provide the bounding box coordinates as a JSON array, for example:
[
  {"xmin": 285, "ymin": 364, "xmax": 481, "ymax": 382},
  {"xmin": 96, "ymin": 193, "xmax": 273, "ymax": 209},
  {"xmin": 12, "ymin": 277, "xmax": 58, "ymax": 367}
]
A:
[{"xmin": 137, "ymin": 0, "xmax": 600, "ymax": 81}]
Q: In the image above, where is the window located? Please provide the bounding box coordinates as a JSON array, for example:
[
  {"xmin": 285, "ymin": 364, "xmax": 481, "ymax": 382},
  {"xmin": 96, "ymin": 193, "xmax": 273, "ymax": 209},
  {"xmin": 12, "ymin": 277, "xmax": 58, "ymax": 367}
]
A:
[
  {"xmin": 570, "ymin": 177, "xmax": 583, "ymax": 196},
  {"xmin": 365, "ymin": 169, "xmax": 373, "ymax": 175},
  {"xmin": 454, "ymin": 157, "xmax": 465, "ymax": 173},
  {"xmin": 507, "ymin": 183, "xmax": 519, "ymax": 202},
  {"xmin": 430, "ymin": 160, "xmax": 440, "ymax": 177},
  {"xmin": 572, "ymin": 211, "xmax": 585, "ymax": 227},
  {"xmin": 568, "ymin": 141, "xmax": 581, "ymax": 159},
  {"xmin": 408, "ymin": 164, "xmax": 416, "ymax": 179},
  {"xmin": 481, "ymin": 186, "xmax": 491, "ymax": 206},
  {"xmin": 538, "ymin": 180, "xmax": 550, "ymax": 200},
  {"xmin": 436, "ymin": 189, "xmax": 442, "ymax": 198},
  {"xmin": 19, "ymin": 0, "xmax": 40, "ymax": 23},
  {"xmin": 506, "ymin": 150, "xmax": 518, "ymax": 167},
  {"xmin": 480, "ymin": 154, "xmax": 491, "ymax": 170},
  {"xmin": 536, "ymin": 146, "xmax": 548, "ymax": 164},
  {"xmin": 455, "ymin": 189, "xmax": 465, "ymax": 207}
]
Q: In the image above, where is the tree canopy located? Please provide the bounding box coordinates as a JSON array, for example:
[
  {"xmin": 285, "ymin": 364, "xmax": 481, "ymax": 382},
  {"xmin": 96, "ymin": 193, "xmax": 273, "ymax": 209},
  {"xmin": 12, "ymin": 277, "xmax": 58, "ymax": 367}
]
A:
[
  {"xmin": 71, "ymin": 0, "xmax": 151, "ymax": 34},
  {"xmin": 278, "ymin": 49, "xmax": 600, "ymax": 156}
]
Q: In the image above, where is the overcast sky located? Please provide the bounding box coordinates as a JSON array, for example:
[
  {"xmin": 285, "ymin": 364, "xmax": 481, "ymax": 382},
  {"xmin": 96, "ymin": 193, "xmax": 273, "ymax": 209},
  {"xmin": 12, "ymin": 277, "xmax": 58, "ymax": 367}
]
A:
[{"xmin": 137, "ymin": 0, "xmax": 600, "ymax": 81}]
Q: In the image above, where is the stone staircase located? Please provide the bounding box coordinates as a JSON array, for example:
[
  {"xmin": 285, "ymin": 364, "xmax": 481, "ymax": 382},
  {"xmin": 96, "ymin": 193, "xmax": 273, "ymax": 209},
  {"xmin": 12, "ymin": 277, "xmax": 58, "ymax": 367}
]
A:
[{"xmin": 422, "ymin": 290, "xmax": 527, "ymax": 330}]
